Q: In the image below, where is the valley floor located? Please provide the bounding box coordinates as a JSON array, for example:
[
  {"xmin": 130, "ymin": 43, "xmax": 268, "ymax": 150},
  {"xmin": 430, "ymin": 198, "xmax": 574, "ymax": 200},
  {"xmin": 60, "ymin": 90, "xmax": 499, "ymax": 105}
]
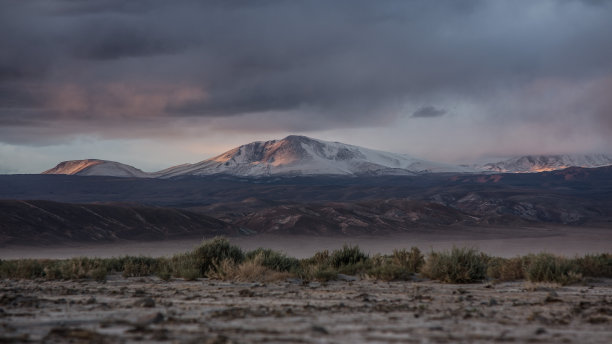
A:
[
  {"xmin": 1, "ymin": 276, "xmax": 611, "ymax": 343},
  {"xmin": 1, "ymin": 225, "xmax": 610, "ymax": 260}
]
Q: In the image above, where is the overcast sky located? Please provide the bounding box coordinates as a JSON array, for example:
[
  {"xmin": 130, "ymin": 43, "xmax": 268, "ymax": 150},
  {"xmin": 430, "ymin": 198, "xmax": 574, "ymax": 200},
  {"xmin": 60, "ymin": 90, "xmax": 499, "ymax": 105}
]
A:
[{"xmin": 1, "ymin": 0, "xmax": 611, "ymax": 173}]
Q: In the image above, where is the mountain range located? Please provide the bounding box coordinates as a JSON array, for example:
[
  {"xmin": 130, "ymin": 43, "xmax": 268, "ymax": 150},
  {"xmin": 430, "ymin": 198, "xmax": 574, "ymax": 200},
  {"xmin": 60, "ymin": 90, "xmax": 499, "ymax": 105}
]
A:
[
  {"xmin": 3, "ymin": 165, "xmax": 612, "ymax": 244},
  {"xmin": 41, "ymin": 135, "xmax": 612, "ymax": 178}
]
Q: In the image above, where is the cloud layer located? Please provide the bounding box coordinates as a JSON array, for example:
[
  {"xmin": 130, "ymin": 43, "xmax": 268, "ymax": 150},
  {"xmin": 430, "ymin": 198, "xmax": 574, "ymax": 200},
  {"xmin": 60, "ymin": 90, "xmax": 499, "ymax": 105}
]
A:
[{"xmin": 1, "ymin": 0, "xmax": 611, "ymax": 161}]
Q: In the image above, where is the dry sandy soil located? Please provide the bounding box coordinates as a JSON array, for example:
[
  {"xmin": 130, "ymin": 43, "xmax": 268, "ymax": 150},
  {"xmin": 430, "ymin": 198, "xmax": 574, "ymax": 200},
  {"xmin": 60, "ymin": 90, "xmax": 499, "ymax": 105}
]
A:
[{"xmin": 1, "ymin": 276, "xmax": 611, "ymax": 343}]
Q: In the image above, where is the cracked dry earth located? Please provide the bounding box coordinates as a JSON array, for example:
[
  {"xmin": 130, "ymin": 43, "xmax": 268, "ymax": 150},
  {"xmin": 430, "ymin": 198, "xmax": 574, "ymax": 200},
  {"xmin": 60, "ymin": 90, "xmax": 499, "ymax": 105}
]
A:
[{"xmin": 1, "ymin": 277, "xmax": 611, "ymax": 343}]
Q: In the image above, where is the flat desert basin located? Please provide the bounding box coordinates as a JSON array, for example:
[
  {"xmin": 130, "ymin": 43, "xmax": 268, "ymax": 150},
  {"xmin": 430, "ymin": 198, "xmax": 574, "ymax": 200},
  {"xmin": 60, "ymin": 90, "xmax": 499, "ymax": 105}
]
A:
[{"xmin": 1, "ymin": 276, "xmax": 610, "ymax": 343}]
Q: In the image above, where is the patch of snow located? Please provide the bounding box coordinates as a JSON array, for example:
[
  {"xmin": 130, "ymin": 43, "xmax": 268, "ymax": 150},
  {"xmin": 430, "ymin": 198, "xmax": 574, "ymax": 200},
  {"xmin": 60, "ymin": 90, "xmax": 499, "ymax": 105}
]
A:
[
  {"xmin": 157, "ymin": 135, "xmax": 474, "ymax": 178},
  {"xmin": 43, "ymin": 159, "xmax": 151, "ymax": 178},
  {"xmin": 478, "ymin": 154, "xmax": 612, "ymax": 173}
]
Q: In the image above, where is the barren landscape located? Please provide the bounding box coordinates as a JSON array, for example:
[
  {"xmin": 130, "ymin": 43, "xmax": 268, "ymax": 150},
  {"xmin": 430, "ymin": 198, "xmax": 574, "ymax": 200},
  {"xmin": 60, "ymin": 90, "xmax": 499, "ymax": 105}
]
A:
[
  {"xmin": 3, "ymin": 1, "xmax": 612, "ymax": 343},
  {"xmin": 1, "ymin": 276, "xmax": 611, "ymax": 343}
]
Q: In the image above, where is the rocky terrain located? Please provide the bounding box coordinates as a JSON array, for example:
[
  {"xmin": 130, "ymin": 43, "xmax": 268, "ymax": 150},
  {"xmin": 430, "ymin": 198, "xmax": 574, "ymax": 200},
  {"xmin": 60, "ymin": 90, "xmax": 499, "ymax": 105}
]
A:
[
  {"xmin": 480, "ymin": 154, "xmax": 612, "ymax": 173},
  {"xmin": 1, "ymin": 277, "xmax": 610, "ymax": 343},
  {"xmin": 0, "ymin": 200, "xmax": 238, "ymax": 246},
  {"xmin": 1, "ymin": 166, "xmax": 612, "ymax": 245}
]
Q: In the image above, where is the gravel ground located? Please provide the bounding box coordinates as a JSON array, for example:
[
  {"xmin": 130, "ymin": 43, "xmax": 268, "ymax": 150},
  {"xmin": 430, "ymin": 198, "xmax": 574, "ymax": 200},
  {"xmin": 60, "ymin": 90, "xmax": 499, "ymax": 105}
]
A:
[{"xmin": 1, "ymin": 276, "xmax": 611, "ymax": 343}]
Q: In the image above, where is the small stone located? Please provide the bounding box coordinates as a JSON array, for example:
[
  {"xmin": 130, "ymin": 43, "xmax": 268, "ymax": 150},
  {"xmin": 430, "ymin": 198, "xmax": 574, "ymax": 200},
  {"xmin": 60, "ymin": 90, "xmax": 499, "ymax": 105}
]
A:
[
  {"xmin": 238, "ymin": 289, "xmax": 255, "ymax": 297},
  {"xmin": 132, "ymin": 289, "xmax": 146, "ymax": 297},
  {"xmin": 588, "ymin": 316, "xmax": 608, "ymax": 324},
  {"xmin": 355, "ymin": 293, "xmax": 371, "ymax": 302},
  {"xmin": 455, "ymin": 288, "xmax": 468, "ymax": 295},
  {"xmin": 133, "ymin": 297, "xmax": 155, "ymax": 308},
  {"xmin": 205, "ymin": 334, "xmax": 232, "ymax": 344},
  {"xmin": 336, "ymin": 274, "xmax": 358, "ymax": 282},
  {"xmin": 544, "ymin": 292, "xmax": 561, "ymax": 303},
  {"xmin": 311, "ymin": 325, "xmax": 329, "ymax": 334},
  {"xmin": 308, "ymin": 282, "xmax": 321, "ymax": 288},
  {"xmin": 135, "ymin": 312, "xmax": 164, "ymax": 327}
]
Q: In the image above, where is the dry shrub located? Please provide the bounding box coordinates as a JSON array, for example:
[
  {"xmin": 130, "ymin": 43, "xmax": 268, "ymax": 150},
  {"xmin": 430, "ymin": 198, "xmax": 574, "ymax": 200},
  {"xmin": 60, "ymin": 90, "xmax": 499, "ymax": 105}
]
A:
[
  {"xmin": 392, "ymin": 247, "xmax": 424, "ymax": 273},
  {"xmin": 573, "ymin": 253, "xmax": 612, "ymax": 278},
  {"xmin": 298, "ymin": 263, "xmax": 337, "ymax": 282},
  {"xmin": 524, "ymin": 253, "xmax": 582, "ymax": 285},
  {"xmin": 523, "ymin": 281, "xmax": 562, "ymax": 291},
  {"xmin": 365, "ymin": 251, "xmax": 420, "ymax": 281},
  {"xmin": 245, "ymin": 248, "xmax": 300, "ymax": 272},
  {"xmin": 210, "ymin": 255, "xmax": 291, "ymax": 282},
  {"xmin": 421, "ymin": 247, "xmax": 488, "ymax": 283},
  {"xmin": 500, "ymin": 257, "xmax": 526, "ymax": 281},
  {"xmin": 488, "ymin": 257, "xmax": 527, "ymax": 281}
]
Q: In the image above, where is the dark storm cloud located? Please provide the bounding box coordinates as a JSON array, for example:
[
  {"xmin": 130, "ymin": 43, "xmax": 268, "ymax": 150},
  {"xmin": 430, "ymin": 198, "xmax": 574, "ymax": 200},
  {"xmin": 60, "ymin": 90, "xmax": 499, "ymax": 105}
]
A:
[
  {"xmin": 412, "ymin": 106, "xmax": 447, "ymax": 118},
  {"xmin": 1, "ymin": 0, "xmax": 612, "ymax": 144}
]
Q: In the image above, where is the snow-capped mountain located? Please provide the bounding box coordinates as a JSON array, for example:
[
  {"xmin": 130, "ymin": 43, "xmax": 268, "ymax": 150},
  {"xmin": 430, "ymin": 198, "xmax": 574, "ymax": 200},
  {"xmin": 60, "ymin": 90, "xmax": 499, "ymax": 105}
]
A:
[
  {"xmin": 41, "ymin": 138, "xmax": 612, "ymax": 178},
  {"xmin": 480, "ymin": 154, "xmax": 612, "ymax": 173},
  {"xmin": 157, "ymin": 135, "xmax": 472, "ymax": 177},
  {"xmin": 42, "ymin": 159, "xmax": 151, "ymax": 178}
]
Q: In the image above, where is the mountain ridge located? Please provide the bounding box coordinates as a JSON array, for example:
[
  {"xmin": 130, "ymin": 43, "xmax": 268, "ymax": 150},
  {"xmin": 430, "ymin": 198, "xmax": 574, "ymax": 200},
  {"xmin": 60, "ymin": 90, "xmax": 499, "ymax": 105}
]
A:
[
  {"xmin": 480, "ymin": 154, "xmax": 612, "ymax": 173},
  {"xmin": 39, "ymin": 136, "xmax": 612, "ymax": 178},
  {"xmin": 156, "ymin": 135, "xmax": 471, "ymax": 177},
  {"xmin": 42, "ymin": 159, "xmax": 151, "ymax": 178}
]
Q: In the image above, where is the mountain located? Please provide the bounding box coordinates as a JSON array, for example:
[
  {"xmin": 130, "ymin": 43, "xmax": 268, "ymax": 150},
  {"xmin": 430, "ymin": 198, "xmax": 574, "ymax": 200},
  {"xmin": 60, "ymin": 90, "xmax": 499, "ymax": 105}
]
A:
[
  {"xmin": 481, "ymin": 154, "xmax": 612, "ymax": 173},
  {"xmin": 42, "ymin": 159, "xmax": 151, "ymax": 178},
  {"xmin": 0, "ymin": 200, "xmax": 238, "ymax": 246},
  {"xmin": 39, "ymin": 138, "xmax": 612, "ymax": 179},
  {"xmin": 2, "ymin": 166, "xmax": 612, "ymax": 244},
  {"xmin": 157, "ymin": 135, "xmax": 472, "ymax": 177}
]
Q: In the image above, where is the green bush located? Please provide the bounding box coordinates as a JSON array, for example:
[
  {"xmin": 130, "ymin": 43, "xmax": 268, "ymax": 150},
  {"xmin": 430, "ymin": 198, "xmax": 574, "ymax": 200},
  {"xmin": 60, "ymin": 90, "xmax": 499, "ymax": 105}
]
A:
[
  {"xmin": 118, "ymin": 256, "xmax": 159, "ymax": 277},
  {"xmin": 313, "ymin": 267, "xmax": 338, "ymax": 281},
  {"xmin": 55, "ymin": 257, "xmax": 109, "ymax": 280},
  {"xmin": 421, "ymin": 247, "xmax": 488, "ymax": 283},
  {"xmin": 330, "ymin": 245, "xmax": 369, "ymax": 268},
  {"xmin": 165, "ymin": 237, "xmax": 245, "ymax": 279},
  {"xmin": 392, "ymin": 247, "xmax": 424, "ymax": 273},
  {"xmin": 169, "ymin": 252, "xmax": 201, "ymax": 280},
  {"xmin": 0, "ymin": 259, "xmax": 46, "ymax": 279},
  {"xmin": 524, "ymin": 253, "xmax": 581, "ymax": 284},
  {"xmin": 90, "ymin": 267, "xmax": 108, "ymax": 282},
  {"xmin": 1, "ymin": 245, "xmax": 609, "ymax": 284},
  {"xmin": 367, "ymin": 262, "xmax": 411, "ymax": 281},
  {"xmin": 365, "ymin": 250, "xmax": 423, "ymax": 281},
  {"xmin": 191, "ymin": 237, "xmax": 244, "ymax": 276},
  {"xmin": 573, "ymin": 253, "xmax": 612, "ymax": 278}
]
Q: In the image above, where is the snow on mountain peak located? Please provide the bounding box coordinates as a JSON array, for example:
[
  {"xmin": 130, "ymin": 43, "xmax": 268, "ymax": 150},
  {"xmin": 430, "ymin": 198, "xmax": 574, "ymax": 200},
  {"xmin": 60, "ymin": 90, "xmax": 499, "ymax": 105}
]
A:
[
  {"xmin": 157, "ymin": 135, "xmax": 472, "ymax": 177},
  {"xmin": 480, "ymin": 154, "xmax": 612, "ymax": 173},
  {"xmin": 41, "ymin": 138, "xmax": 612, "ymax": 179},
  {"xmin": 43, "ymin": 159, "xmax": 150, "ymax": 178}
]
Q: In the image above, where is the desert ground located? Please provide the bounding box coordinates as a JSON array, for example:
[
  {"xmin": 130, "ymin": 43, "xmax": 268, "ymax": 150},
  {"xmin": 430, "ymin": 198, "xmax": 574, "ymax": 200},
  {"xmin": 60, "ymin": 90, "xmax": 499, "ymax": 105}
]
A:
[
  {"xmin": 1, "ymin": 227, "xmax": 610, "ymax": 343},
  {"xmin": 1, "ymin": 275, "xmax": 611, "ymax": 343},
  {"xmin": 1, "ymin": 226, "xmax": 610, "ymax": 260}
]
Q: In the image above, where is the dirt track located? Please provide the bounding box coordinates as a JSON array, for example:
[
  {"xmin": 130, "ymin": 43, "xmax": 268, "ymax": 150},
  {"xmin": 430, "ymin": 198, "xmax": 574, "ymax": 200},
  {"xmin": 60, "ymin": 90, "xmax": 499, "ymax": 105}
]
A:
[{"xmin": 1, "ymin": 276, "xmax": 611, "ymax": 343}]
